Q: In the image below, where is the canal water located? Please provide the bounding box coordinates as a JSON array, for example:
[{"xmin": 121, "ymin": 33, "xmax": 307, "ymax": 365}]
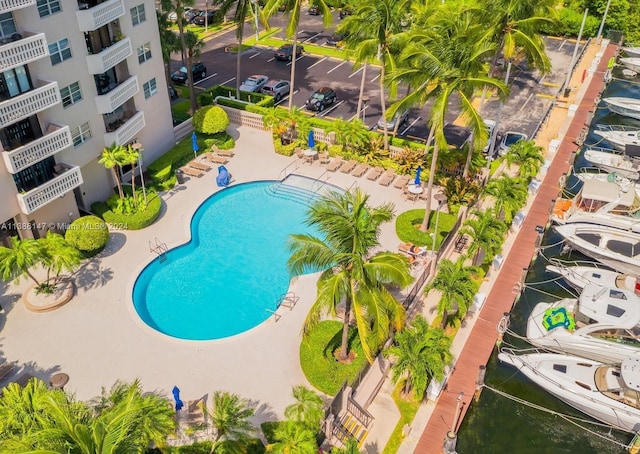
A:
[{"xmin": 457, "ymin": 70, "xmax": 640, "ymax": 453}]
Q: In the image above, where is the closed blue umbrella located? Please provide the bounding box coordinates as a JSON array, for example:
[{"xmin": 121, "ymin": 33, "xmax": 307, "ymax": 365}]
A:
[
  {"xmin": 414, "ymin": 166, "xmax": 422, "ymax": 186},
  {"xmin": 172, "ymin": 385, "xmax": 184, "ymax": 411},
  {"xmin": 308, "ymin": 130, "xmax": 315, "ymax": 150},
  {"xmin": 192, "ymin": 132, "xmax": 199, "ymax": 158}
]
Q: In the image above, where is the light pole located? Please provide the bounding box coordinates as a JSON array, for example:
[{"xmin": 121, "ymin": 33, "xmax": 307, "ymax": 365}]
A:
[
  {"xmin": 432, "ymin": 193, "xmax": 448, "ymax": 253},
  {"xmin": 596, "ymin": 0, "xmax": 612, "ymax": 44},
  {"xmin": 251, "ymin": 0, "xmax": 259, "ymax": 41},
  {"xmin": 443, "ymin": 392, "xmax": 464, "ymax": 454},
  {"xmin": 131, "ymin": 142, "xmax": 146, "ymax": 204}
]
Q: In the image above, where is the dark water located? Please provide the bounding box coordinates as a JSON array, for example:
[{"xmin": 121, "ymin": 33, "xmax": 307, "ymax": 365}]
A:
[{"xmin": 456, "ymin": 73, "xmax": 640, "ymax": 453}]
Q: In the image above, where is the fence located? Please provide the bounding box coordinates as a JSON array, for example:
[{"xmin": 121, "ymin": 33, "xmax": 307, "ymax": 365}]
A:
[{"xmin": 173, "ymin": 120, "xmax": 193, "ymax": 142}]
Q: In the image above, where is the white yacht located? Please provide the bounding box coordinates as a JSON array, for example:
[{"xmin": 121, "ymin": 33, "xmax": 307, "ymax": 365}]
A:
[
  {"xmin": 620, "ymin": 58, "xmax": 640, "ymax": 73},
  {"xmin": 546, "ymin": 263, "xmax": 638, "ymax": 292},
  {"xmin": 593, "ymin": 124, "xmax": 640, "ymax": 152},
  {"xmin": 583, "ymin": 147, "xmax": 640, "ymax": 180},
  {"xmin": 623, "ymin": 47, "xmax": 640, "ymax": 58},
  {"xmin": 526, "ymin": 284, "xmax": 640, "ymax": 363},
  {"xmin": 551, "ymin": 178, "xmax": 640, "ymax": 232},
  {"xmin": 554, "ymin": 223, "xmax": 640, "ymax": 275},
  {"xmin": 498, "ymin": 351, "xmax": 640, "ymax": 434},
  {"xmin": 603, "ymin": 97, "xmax": 640, "ymax": 121}
]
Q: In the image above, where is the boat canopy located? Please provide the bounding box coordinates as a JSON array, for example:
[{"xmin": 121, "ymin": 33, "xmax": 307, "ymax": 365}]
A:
[
  {"xmin": 581, "ymin": 179, "xmax": 636, "ymax": 206},
  {"xmin": 621, "ymin": 355, "xmax": 640, "ymax": 391},
  {"xmin": 579, "ymin": 284, "xmax": 640, "ymax": 329}
]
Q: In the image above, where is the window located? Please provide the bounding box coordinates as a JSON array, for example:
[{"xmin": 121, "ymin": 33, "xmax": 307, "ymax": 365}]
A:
[
  {"xmin": 49, "ymin": 38, "xmax": 72, "ymax": 65},
  {"xmin": 137, "ymin": 42, "xmax": 151, "ymax": 64},
  {"xmin": 60, "ymin": 82, "xmax": 82, "ymax": 108},
  {"xmin": 143, "ymin": 78, "xmax": 157, "ymax": 99},
  {"xmin": 71, "ymin": 122, "xmax": 91, "ymax": 147},
  {"xmin": 0, "ymin": 12, "xmax": 16, "ymax": 37},
  {"xmin": 131, "ymin": 4, "xmax": 146, "ymax": 26},
  {"xmin": 37, "ymin": 0, "xmax": 61, "ymax": 18}
]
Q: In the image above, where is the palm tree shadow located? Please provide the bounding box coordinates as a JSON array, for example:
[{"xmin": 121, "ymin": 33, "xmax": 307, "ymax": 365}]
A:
[
  {"xmin": 248, "ymin": 399, "xmax": 276, "ymax": 425},
  {"xmin": 73, "ymin": 259, "xmax": 114, "ymax": 291},
  {"xmin": 325, "ymin": 324, "xmax": 360, "ymax": 360},
  {"xmin": 0, "ymin": 345, "xmax": 65, "ymax": 388},
  {"xmin": 96, "ymin": 232, "xmax": 126, "ymax": 258},
  {"xmin": 363, "ymin": 440, "xmax": 380, "ymax": 454}
]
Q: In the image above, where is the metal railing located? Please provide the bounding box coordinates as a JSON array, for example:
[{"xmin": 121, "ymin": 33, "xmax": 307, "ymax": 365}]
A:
[{"xmin": 346, "ymin": 398, "xmax": 374, "ymax": 428}]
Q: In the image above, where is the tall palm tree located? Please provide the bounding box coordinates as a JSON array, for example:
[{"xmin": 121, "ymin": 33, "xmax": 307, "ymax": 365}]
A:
[
  {"xmin": 99, "ymin": 143, "xmax": 126, "ymax": 199},
  {"xmin": 482, "ymin": 175, "xmax": 528, "ymax": 222},
  {"xmin": 458, "ymin": 209, "xmax": 508, "ymax": 265},
  {"xmin": 121, "ymin": 144, "xmax": 141, "ymax": 208},
  {"xmin": 157, "ymin": 10, "xmax": 181, "ymax": 90},
  {"xmin": 40, "ymin": 232, "xmax": 81, "ymax": 284},
  {"xmin": 284, "ymin": 386, "xmax": 324, "ymax": 430},
  {"xmin": 263, "ymin": 0, "xmax": 332, "ymax": 109},
  {"xmin": 266, "ymin": 421, "xmax": 317, "ymax": 454},
  {"xmin": 504, "ymin": 139, "xmax": 545, "ymax": 180},
  {"xmin": 288, "ymin": 189, "xmax": 414, "ymax": 363},
  {"xmin": 184, "ymin": 29, "xmax": 204, "ymax": 113},
  {"xmin": 389, "ymin": 5, "xmax": 508, "ymax": 231},
  {"xmin": 205, "ymin": 391, "xmax": 256, "ymax": 450},
  {"xmin": 0, "ymin": 236, "xmax": 43, "ymax": 288},
  {"xmin": 426, "ymin": 258, "xmax": 478, "ymax": 328},
  {"xmin": 384, "ymin": 315, "xmax": 452, "ymax": 400}
]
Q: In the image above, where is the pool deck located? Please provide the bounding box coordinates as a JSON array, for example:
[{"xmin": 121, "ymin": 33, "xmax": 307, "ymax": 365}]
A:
[{"xmin": 0, "ymin": 127, "xmax": 431, "ymax": 424}]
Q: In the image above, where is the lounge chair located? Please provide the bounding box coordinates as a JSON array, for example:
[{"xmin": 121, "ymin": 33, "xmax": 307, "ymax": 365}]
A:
[
  {"xmin": 378, "ymin": 169, "xmax": 396, "ymax": 186},
  {"xmin": 398, "ymin": 242, "xmax": 428, "ymax": 257},
  {"xmin": 351, "ymin": 163, "xmax": 369, "ymax": 177},
  {"xmin": 319, "ymin": 152, "xmax": 330, "ymax": 165},
  {"xmin": 327, "ymin": 156, "xmax": 344, "ymax": 172},
  {"xmin": 216, "ymin": 149, "xmax": 234, "ymax": 157},
  {"xmin": 418, "ymin": 188, "xmax": 430, "ymax": 200},
  {"xmin": 204, "ymin": 153, "xmax": 228, "ymax": 165},
  {"xmin": 186, "ymin": 399, "xmax": 207, "ymax": 426},
  {"xmin": 393, "ymin": 174, "xmax": 411, "ymax": 189},
  {"xmin": 366, "ymin": 167, "xmax": 383, "ymax": 181},
  {"xmin": 294, "ymin": 147, "xmax": 305, "ymax": 159},
  {"xmin": 188, "ymin": 161, "xmax": 212, "ymax": 172},
  {"xmin": 0, "ymin": 362, "xmax": 15, "ymax": 382},
  {"xmin": 339, "ymin": 159, "xmax": 357, "ymax": 174},
  {"xmin": 179, "ymin": 166, "xmax": 204, "ymax": 178}
]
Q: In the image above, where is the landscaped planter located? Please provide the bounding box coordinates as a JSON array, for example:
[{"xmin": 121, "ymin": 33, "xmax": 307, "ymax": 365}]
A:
[{"xmin": 23, "ymin": 277, "xmax": 74, "ymax": 313}]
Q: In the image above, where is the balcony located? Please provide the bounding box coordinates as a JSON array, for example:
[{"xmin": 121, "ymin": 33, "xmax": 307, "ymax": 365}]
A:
[
  {"xmin": 94, "ymin": 75, "xmax": 138, "ymax": 114},
  {"xmin": 86, "ymin": 37, "xmax": 131, "ymax": 74},
  {"xmin": 0, "ymin": 0, "xmax": 35, "ymax": 14},
  {"xmin": 0, "ymin": 33, "xmax": 48, "ymax": 73},
  {"xmin": 103, "ymin": 111, "xmax": 145, "ymax": 146},
  {"xmin": 2, "ymin": 125, "xmax": 73, "ymax": 174},
  {"xmin": 17, "ymin": 164, "xmax": 83, "ymax": 214},
  {"xmin": 0, "ymin": 81, "xmax": 60, "ymax": 129},
  {"xmin": 76, "ymin": 0, "xmax": 125, "ymax": 32}
]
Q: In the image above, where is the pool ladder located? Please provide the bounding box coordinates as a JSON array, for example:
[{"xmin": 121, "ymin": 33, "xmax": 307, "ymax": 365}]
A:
[{"xmin": 149, "ymin": 237, "xmax": 168, "ymax": 262}]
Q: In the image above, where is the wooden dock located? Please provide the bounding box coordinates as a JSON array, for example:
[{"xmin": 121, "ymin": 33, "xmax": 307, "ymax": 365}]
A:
[{"xmin": 413, "ymin": 42, "xmax": 620, "ymax": 453}]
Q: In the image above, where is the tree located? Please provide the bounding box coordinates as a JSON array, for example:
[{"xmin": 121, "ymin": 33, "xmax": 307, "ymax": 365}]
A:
[
  {"xmin": 458, "ymin": 209, "xmax": 508, "ymax": 265},
  {"xmin": 482, "ymin": 175, "xmax": 528, "ymax": 222},
  {"xmin": 184, "ymin": 29, "xmax": 204, "ymax": 113},
  {"xmin": 288, "ymin": 189, "xmax": 413, "ymax": 363},
  {"xmin": 205, "ymin": 391, "xmax": 256, "ymax": 451},
  {"xmin": 266, "ymin": 421, "xmax": 317, "ymax": 454},
  {"xmin": 263, "ymin": 0, "xmax": 332, "ymax": 109},
  {"xmin": 121, "ymin": 144, "xmax": 141, "ymax": 209},
  {"xmin": 157, "ymin": 10, "xmax": 181, "ymax": 90},
  {"xmin": 99, "ymin": 142, "xmax": 126, "ymax": 199},
  {"xmin": 330, "ymin": 438, "xmax": 362, "ymax": 454},
  {"xmin": 327, "ymin": 118, "xmax": 371, "ymax": 153},
  {"xmin": 0, "ymin": 236, "xmax": 43, "ymax": 288},
  {"xmin": 504, "ymin": 139, "xmax": 545, "ymax": 180},
  {"xmin": 384, "ymin": 315, "xmax": 452, "ymax": 400},
  {"xmin": 284, "ymin": 386, "xmax": 324, "ymax": 430},
  {"xmin": 39, "ymin": 231, "xmax": 81, "ymax": 285},
  {"xmin": 426, "ymin": 258, "xmax": 478, "ymax": 328},
  {"xmin": 193, "ymin": 105, "xmax": 231, "ymax": 134}
]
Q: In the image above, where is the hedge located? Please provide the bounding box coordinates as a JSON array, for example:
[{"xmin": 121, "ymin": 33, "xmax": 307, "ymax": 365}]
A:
[
  {"xmin": 192, "ymin": 105, "xmax": 229, "ymax": 135},
  {"xmin": 91, "ymin": 190, "xmax": 162, "ymax": 230},
  {"xmin": 64, "ymin": 215, "xmax": 110, "ymax": 257},
  {"xmin": 209, "ymin": 84, "xmax": 275, "ymax": 110}
]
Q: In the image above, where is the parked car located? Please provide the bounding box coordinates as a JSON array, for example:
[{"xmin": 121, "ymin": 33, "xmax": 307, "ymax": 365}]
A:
[
  {"xmin": 498, "ymin": 131, "xmax": 527, "ymax": 156},
  {"xmin": 339, "ymin": 7, "xmax": 352, "ymax": 19},
  {"xmin": 192, "ymin": 9, "xmax": 219, "ymax": 26},
  {"xmin": 377, "ymin": 110, "xmax": 409, "ymax": 131},
  {"xmin": 481, "ymin": 119, "xmax": 497, "ymax": 154},
  {"xmin": 261, "ymin": 79, "xmax": 290, "ymax": 102},
  {"xmin": 305, "ymin": 87, "xmax": 337, "ymax": 112},
  {"xmin": 326, "ymin": 32, "xmax": 348, "ymax": 47},
  {"xmin": 239, "ymin": 75, "xmax": 269, "ymax": 92},
  {"xmin": 168, "ymin": 7, "xmax": 193, "ymax": 22},
  {"xmin": 184, "ymin": 8, "xmax": 202, "ymax": 23},
  {"xmin": 171, "ymin": 62, "xmax": 207, "ymax": 84},
  {"xmin": 308, "ymin": 5, "xmax": 320, "ymax": 15},
  {"xmin": 274, "ymin": 44, "xmax": 304, "ymax": 61}
]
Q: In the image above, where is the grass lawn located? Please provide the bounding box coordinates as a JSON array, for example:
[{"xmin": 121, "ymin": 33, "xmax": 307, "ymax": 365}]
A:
[
  {"xmin": 381, "ymin": 384, "xmax": 421, "ymax": 454},
  {"xmin": 245, "ymin": 35, "xmax": 354, "ymax": 61},
  {"xmin": 300, "ymin": 320, "xmax": 368, "ymax": 395},
  {"xmin": 396, "ymin": 209, "xmax": 457, "ymax": 248}
]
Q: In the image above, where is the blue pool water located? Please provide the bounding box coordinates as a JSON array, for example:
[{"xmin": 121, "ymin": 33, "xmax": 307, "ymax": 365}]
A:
[{"xmin": 132, "ymin": 181, "xmax": 319, "ymax": 340}]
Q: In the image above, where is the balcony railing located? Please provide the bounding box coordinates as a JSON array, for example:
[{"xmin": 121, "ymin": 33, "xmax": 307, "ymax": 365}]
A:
[
  {"xmin": 0, "ymin": 33, "xmax": 48, "ymax": 72},
  {"xmin": 0, "ymin": 80, "xmax": 60, "ymax": 128},
  {"xmin": 76, "ymin": 0, "xmax": 125, "ymax": 32},
  {"xmin": 103, "ymin": 111, "xmax": 145, "ymax": 146},
  {"xmin": 86, "ymin": 37, "xmax": 131, "ymax": 74},
  {"xmin": 17, "ymin": 165, "xmax": 83, "ymax": 214},
  {"xmin": 94, "ymin": 75, "xmax": 138, "ymax": 114},
  {"xmin": 0, "ymin": 0, "xmax": 35, "ymax": 14},
  {"xmin": 2, "ymin": 125, "xmax": 73, "ymax": 174}
]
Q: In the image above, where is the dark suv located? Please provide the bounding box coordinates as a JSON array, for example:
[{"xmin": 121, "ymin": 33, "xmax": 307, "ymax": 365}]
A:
[
  {"xmin": 192, "ymin": 10, "xmax": 219, "ymax": 26},
  {"xmin": 171, "ymin": 62, "xmax": 207, "ymax": 84},
  {"xmin": 305, "ymin": 87, "xmax": 337, "ymax": 112},
  {"xmin": 274, "ymin": 44, "xmax": 304, "ymax": 61}
]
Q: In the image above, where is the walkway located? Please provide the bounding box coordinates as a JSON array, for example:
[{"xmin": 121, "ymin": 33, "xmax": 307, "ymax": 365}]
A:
[{"xmin": 404, "ymin": 40, "xmax": 619, "ymax": 453}]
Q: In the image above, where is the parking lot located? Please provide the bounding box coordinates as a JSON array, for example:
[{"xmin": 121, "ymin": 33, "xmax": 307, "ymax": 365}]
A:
[{"xmin": 171, "ymin": 9, "xmax": 585, "ymax": 147}]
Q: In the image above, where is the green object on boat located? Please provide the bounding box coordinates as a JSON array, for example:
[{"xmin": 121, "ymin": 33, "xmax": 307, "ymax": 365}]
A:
[{"xmin": 542, "ymin": 306, "xmax": 576, "ymax": 331}]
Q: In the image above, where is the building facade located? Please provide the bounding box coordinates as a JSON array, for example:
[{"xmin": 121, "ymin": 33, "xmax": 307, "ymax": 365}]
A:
[{"xmin": 0, "ymin": 0, "xmax": 175, "ymax": 245}]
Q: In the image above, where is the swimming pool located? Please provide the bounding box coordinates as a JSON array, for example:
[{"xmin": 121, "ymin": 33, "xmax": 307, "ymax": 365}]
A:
[{"xmin": 132, "ymin": 180, "xmax": 320, "ymax": 340}]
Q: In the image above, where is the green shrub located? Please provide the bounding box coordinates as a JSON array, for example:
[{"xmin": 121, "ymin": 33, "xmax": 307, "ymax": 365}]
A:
[
  {"xmin": 539, "ymin": 8, "xmax": 599, "ymax": 37},
  {"xmin": 147, "ymin": 136, "xmax": 200, "ymax": 184},
  {"xmin": 273, "ymin": 137, "xmax": 302, "ymax": 156},
  {"xmin": 91, "ymin": 190, "xmax": 162, "ymax": 230},
  {"xmin": 396, "ymin": 209, "xmax": 457, "ymax": 248},
  {"xmin": 192, "ymin": 105, "xmax": 230, "ymax": 134},
  {"xmin": 197, "ymin": 91, "xmax": 214, "ymax": 106},
  {"xmin": 203, "ymin": 131, "xmax": 235, "ymax": 150},
  {"xmin": 65, "ymin": 215, "xmax": 110, "ymax": 257}
]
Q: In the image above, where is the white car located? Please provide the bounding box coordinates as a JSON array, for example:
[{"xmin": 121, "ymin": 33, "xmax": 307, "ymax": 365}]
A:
[
  {"xmin": 239, "ymin": 75, "xmax": 269, "ymax": 93},
  {"xmin": 498, "ymin": 131, "xmax": 527, "ymax": 156},
  {"xmin": 481, "ymin": 119, "xmax": 497, "ymax": 154}
]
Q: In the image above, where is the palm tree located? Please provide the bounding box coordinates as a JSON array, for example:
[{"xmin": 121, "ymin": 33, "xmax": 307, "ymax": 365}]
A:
[
  {"xmin": 458, "ymin": 209, "xmax": 508, "ymax": 265},
  {"xmin": 183, "ymin": 29, "xmax": 204, "ymax": 113},
  {"xmin": 289, "ymin": 189, "xmax": 413, "ymax": 363},
  {"xmin": 205, "ymin": 391, "xmax": 256, "ymax": 450},
  {"xmin": 39, "ymin": 232, "xmax": 81, "ymax": 284},
  {"xmin": 389, "ymin": 4, "xmax": 508, "ymax": 231},
  {"xmin": 504, "ymin": 140, "xmax": 545, "ymax": 180},
  {"xmin": 384, "ymin": 315, "xmax": 452, "ymax": 401},
  {"xmin": 426, "ymin": 258, "xmax": 478, "ymax": 328},
  {"xmin": 266, "ymin": 421, "xmax": 317, "ymax": 454},
  {"xmin": 0, "ymin": 236, "xmax": 43, "ymax": 288},
  {"xmin": 157, "ymin": 10, "xmax": 181, "ymax": 90},
  {"xmin": 327, "ymin": 118, "xmax": 371, "ymax": 153},
  {"xmin": 284, "ymin": 386, "xmax": 324, "ymax": 430},
  {"xmin": 330, "ymin": 437, "xmax": 361, "ymax": 454},
  {"xmin": 263, "ymin": 0, "xmax": 332, "ymax": 109},
  {"xmin": 482, "ymin": 175, "xmax": 528, "ymax": 222},
  {"xmin": 121, "ymin": 144, "xmax": 141, "ymax": 209}
]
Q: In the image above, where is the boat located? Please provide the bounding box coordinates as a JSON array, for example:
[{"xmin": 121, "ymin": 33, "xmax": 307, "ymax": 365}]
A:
[
  {"xmin": 623, "ymin": 47, "xmax": 640, "ymax": 58},
  {"xmin": 498, "ymin": 351, "xmax": 640, "ymax": 433},
  {"xmin": 593, "ymin": 124, "xmax": 640, "ymax": 152},
  {"xmin": 620, "ymin": 58, "xmax": 640, "ymax": 73},
  {"xmin": 583, "ymin": 147, "xmax": 640, "ymax": 180},
  {"xmin": 545, "ymin": 263, "xmax": 638, "ymax": 292},
  {"xmin": 551, "ymin": 178, "xmax": 640, "ymax": 232},
  {"xmin": 602, "ymin": 97, "xmax": 640, "ymax": 121},
  {"xmin": 554, "ymin": 223, "xmax": 640, "ymax": 275},
  {"xmin": 526, "ymin": 284, "xmax": 640, "ymax": 363}
]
